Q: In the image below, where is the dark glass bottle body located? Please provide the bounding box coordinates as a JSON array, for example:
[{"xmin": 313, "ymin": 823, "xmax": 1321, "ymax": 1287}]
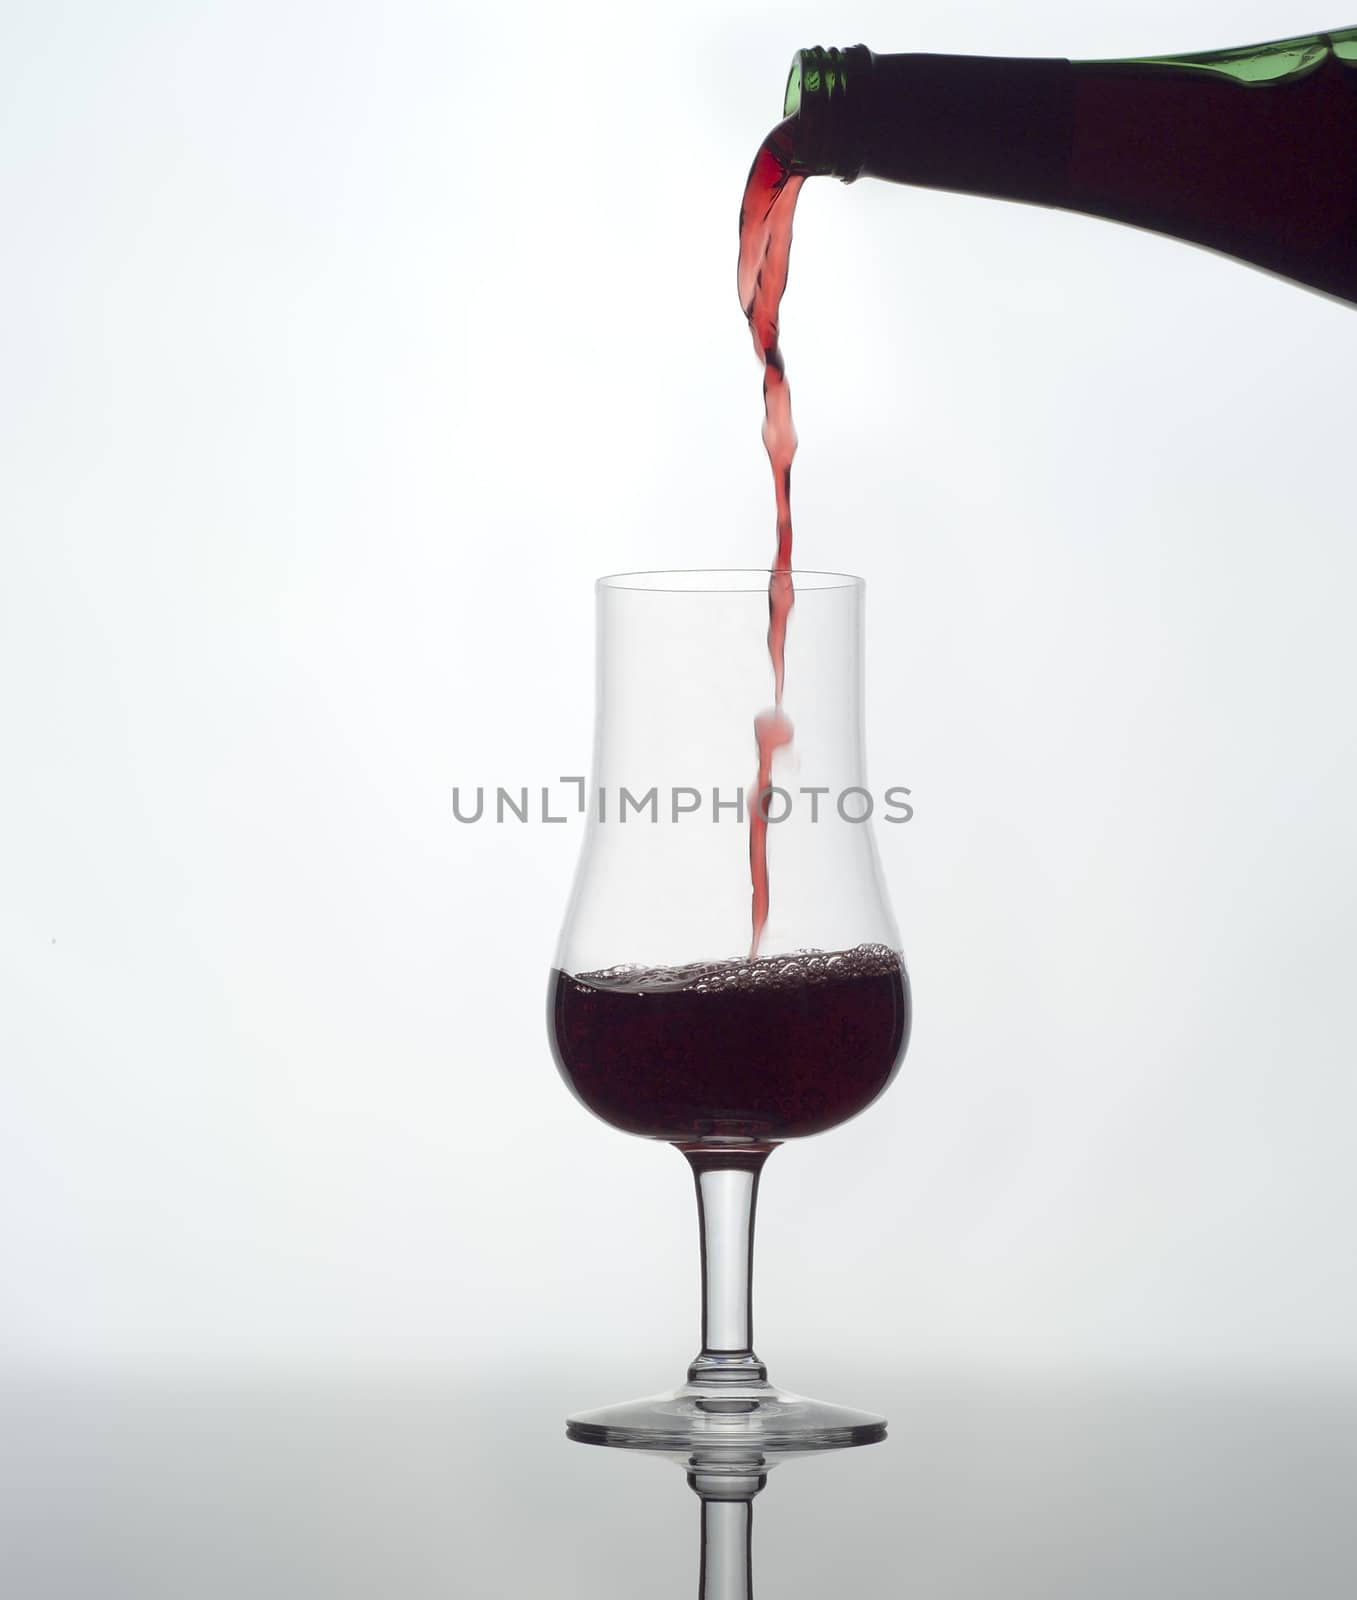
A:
[{"xmin": 785, "ymin": 29, "xmax": 1357, "ymax": 303}]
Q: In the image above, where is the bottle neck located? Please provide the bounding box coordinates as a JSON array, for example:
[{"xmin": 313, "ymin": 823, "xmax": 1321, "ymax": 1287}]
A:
[
  {"xmin": 784, "ymin": 45, "xmax": 1074, "ymax": 198},
  {"xmin": 782, "ymin": 32, "xmax": 1357, "ymax": 198},
  {"xmin": 782, "ymin": 45, "xmax": 875, "ymax": 180}
]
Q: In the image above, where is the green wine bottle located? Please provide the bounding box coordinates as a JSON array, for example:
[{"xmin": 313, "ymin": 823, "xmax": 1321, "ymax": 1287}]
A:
[{"xmin": 782, "ymin": 28, "xmax": 1357, "ymax": 303}]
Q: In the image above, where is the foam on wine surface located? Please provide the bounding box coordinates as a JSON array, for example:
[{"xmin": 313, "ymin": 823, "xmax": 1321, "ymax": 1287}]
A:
[{"xmin": 575, "ymin": 942, "xmax": 904, "ymax": 995}]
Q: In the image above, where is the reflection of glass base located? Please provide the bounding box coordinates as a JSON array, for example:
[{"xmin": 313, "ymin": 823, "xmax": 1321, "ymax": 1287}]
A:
[{"xmin": 566, "ymin": 1380, "xmax": 886, "ymax": 1453}]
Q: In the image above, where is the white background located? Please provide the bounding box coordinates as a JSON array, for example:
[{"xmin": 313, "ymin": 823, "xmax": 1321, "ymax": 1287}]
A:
[{"xmin": 2, "ymin": 0, "xmax": 1354, "ymax": 1394}]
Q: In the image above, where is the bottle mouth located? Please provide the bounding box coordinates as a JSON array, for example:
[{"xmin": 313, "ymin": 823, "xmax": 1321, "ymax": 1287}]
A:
[
  {"xmin": 783, "ymin": 54, "xmax": 804, "ymax": 117},
  {"xmin": 784, "ymin": 46, "xmax": 851, "ymax": 116},
  {"xmin": 782, "ymin": 45, "xmax": 872, "ymax": 180}
]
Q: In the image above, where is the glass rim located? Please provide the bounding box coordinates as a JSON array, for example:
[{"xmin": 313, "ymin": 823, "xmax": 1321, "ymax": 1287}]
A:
[{"xmin": 597, "ymin": 568, "xmax": 863, "ymax": 594}]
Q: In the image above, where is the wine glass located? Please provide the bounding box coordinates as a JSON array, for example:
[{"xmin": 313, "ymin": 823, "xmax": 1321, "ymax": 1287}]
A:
[{"xmin": 549, "ymin": 569, "xmax": 909, "ymax": 1449}]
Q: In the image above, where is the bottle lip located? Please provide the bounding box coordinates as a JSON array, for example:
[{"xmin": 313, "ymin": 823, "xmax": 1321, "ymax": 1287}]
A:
[
  {"xmin": 783, "ymin": 45, "xmax": 873, "ymax": 180},
  {"xmin": 782, "ymin": 54, "xmax": 805, "ymax": 117}
]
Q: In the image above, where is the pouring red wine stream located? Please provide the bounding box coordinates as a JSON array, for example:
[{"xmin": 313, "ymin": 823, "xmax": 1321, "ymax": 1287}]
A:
[{"xmin": 738, "ymin": 121, "xmax": 804, "ymax": 958}]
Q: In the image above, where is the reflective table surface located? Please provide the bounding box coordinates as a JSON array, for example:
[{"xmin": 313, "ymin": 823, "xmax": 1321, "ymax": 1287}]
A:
[{"xmin": 3, "ymin": 1368, "xmax": 1355, "ymax": 1597}]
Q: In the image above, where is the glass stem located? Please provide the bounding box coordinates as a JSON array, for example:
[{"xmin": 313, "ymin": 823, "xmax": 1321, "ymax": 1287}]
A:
[
  {"xmin": 683, "ymin": 1147, "xmax": 771, "ymax": 1385},
  {"xmin": 698, "ymin": 1497, "xmax": 755, "ymax": 1600}
]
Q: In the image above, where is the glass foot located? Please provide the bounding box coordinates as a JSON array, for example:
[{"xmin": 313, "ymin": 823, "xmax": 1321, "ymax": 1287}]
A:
[{"xmin": 566, "ymin": 1379, "xmax": 886, "ymax": 1453}]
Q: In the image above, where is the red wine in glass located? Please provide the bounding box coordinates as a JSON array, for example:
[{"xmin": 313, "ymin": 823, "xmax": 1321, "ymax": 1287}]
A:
[{"xmin": 551, "ymin": 944, "xmax": 909, "ymax": 1144}]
